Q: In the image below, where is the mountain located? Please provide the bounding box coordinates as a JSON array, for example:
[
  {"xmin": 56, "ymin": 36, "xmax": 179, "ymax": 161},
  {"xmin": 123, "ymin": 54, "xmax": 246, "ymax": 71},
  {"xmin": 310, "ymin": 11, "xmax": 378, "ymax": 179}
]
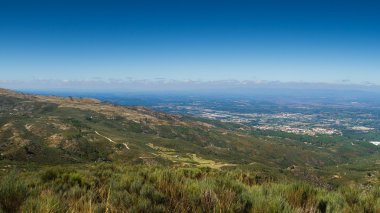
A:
[
  {"xmin": 0, "ymin": 88, "xmax": 379, "ymax": 183},
  {"xmin": 1, "ymin": 88, "xmax": 380, "ymax": 212}
]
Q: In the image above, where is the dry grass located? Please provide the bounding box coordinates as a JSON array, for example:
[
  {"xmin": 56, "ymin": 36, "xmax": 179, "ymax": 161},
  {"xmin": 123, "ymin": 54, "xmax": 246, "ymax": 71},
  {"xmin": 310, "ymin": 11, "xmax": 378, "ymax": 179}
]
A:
[{"xmin": 0, "ymin": 164, "xmax": 379, "ymax": 213}]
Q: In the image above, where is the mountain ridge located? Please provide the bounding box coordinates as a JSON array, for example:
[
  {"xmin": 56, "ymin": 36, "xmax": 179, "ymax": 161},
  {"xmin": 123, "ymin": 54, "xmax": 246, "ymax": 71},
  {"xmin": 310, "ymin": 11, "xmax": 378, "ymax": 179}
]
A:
[{"xmin": 0, "ymin": 88, "xmax": 379, "ymax": 187}]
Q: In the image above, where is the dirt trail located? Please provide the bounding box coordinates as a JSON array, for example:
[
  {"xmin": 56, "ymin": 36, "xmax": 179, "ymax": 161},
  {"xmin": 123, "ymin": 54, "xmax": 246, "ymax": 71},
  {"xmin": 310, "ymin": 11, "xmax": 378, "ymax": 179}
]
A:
[
  {"xmin": 95, "ymin": 131, "xmax": 130, "ymax": 150},
  {"xmin": 123, "ymin": 143, "xmax": 130, "ymax": 150}
]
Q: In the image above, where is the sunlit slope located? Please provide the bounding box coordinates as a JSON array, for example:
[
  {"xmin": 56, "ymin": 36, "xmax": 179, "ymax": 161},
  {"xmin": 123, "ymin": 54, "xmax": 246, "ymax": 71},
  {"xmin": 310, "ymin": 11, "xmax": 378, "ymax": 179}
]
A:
[{"xmin": 0, "ymin": 88, "xmax": 378, "ymax": 174}]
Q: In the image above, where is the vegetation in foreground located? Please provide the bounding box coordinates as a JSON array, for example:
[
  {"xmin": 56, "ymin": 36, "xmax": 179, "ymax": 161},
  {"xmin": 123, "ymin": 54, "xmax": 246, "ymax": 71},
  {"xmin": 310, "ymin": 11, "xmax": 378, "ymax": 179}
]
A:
[
  {"xmin": 1, "ymin": 89, "xmax": 380, "ymax": 212},
  {"xmin": 0, "ymin": 163, "xmax": 379, "ymax": 213}
]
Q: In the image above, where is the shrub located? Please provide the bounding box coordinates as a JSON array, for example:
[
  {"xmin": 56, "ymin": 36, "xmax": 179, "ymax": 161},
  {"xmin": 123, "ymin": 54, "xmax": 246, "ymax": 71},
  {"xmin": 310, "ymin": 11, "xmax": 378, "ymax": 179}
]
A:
[
  {"xmin": 21, "ymin": 190, "xmax": 64, "ymax": 213},
  {"xmin": 317, "ymin": 192, "xmax": 346, "ymax": 213},
  {"xmin": 129, "ymin": 178, "xmax": 144, "ymax": 194},
  {"xmin": 285, "ymin": 183, "xmax": 319, "ymax": 210},
  {"xmin": 0, "ymin": 164, "xmax": 379, "ymax": 212},
  {"xmin": 0, "ymin": 172, "xmax": 29, "ymax": 212}
]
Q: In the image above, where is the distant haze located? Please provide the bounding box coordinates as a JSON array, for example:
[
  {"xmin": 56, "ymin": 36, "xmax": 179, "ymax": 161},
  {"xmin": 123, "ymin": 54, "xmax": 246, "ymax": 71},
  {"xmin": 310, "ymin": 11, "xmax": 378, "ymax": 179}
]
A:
[{"xmin": 3, "ymin": 79, "xmax": 380, "ymax": 96}]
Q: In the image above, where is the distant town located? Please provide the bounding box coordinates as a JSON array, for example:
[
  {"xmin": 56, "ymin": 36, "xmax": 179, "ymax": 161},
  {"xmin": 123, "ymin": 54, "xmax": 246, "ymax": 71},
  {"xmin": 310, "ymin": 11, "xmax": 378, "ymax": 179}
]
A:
[{"xmin": 150, "ymin": 97, "xmax": 380, "ymax": 143}]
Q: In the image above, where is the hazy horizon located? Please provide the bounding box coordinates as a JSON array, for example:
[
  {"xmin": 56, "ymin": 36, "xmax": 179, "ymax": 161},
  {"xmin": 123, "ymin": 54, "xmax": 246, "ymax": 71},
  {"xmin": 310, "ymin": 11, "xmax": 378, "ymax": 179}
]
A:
[{"xmin": 2, "ymin": 79, "xmax": 380, "ymax": 94}]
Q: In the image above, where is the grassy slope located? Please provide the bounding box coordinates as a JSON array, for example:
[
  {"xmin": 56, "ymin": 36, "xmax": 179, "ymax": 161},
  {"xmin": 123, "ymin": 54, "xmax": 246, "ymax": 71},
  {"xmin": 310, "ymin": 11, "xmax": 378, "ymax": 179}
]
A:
[
  {"xmin": 0, "ymin": 90, "xmax": 379, "ymax": 182},
  {"xmin": 0, "ymin": 89, "xmax": 380, "ymax": 212},
  {"xmin": 0, "ymin": 163, "xmax": 379, "ymax": 213}
]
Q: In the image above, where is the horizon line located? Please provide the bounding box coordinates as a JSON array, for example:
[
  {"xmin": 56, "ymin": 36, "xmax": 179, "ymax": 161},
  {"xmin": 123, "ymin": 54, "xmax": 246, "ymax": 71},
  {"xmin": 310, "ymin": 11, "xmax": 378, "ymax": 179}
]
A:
[{"xmin": 1, "ymin": 79, "xmax": 380, "ymax": 93}]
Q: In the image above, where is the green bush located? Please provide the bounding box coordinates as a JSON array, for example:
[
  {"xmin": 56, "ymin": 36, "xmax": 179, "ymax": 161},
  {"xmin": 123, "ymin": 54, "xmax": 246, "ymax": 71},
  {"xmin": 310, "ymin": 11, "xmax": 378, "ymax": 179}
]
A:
[
  {"xmin": 21, "ymin": 190, "xmax": 64, "ymax": 213},
  {"xmin": 0, "ymin": 164, "xmax": 379, "ymax": 212},
  {"xmin": 0, "ymin": 172, "xmax": 28, "ymax": 212}
]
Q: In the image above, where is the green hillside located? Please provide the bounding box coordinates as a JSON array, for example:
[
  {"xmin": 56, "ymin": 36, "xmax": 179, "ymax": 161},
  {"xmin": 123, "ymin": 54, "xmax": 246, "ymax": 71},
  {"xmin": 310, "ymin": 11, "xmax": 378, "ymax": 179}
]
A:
[{"xmin": 0, "ymin": 89, "xmax": 379, "ymax": 212}]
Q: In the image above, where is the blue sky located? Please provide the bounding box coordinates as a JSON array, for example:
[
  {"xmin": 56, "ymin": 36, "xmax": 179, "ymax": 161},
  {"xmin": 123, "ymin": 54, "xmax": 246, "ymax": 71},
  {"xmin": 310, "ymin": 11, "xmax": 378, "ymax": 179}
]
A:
[{"xmin": 0, "ymin": 0, "xmax": 379, "ymax": 85}]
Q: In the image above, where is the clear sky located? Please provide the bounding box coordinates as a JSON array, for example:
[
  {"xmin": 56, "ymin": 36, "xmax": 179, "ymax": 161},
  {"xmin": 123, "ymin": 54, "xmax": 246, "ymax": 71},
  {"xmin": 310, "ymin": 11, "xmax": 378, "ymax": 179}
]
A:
[{"xmin": 1, "ymin": 0, "xmax": 379, "ymax": 85}]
